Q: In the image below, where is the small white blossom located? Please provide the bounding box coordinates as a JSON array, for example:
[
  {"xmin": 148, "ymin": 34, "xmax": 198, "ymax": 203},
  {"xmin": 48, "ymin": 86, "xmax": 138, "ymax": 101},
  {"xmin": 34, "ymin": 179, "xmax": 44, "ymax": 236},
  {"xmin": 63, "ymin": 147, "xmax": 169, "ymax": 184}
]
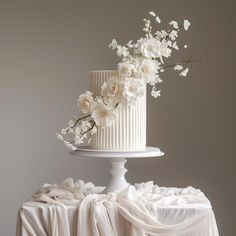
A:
[
  {"xmin": 184, "ymin": 20, "xmax": 191, "ymax": 31},
  {"xmin": 184, "ymin": 44, "xmax": 188, "ymax": 48},
  {"xmin": 174, "ymin": 64, "xmax": 183, "ymax": 71},
  {"xmin": 91, "ymin": 126, "xmax": 97, "ymax": 135},
  {"xmin": 156, "ymin": 77, "xmax": 163, "ymax": 83},
  {"xmin": 117, "ymin": 45, "xmax": 129, "ymax": 57},
  {"xmin": 151, "ymin": 89, "xmax": 161, "ymax": 98},
  {"xmin": 56, "ymin": 133, "xmax": 63, "ymax": 141},
  {"xmin": 61, "ymin": 128, "xmax": 67, "ymax": 135},
  {"xmin": 92, "ymin": 102, "xmax": 116, "ymax": 127},
  {"xmin": 81, "ymin": 120, "xmax": 92, "ymax": 131},
  {"xmin": 68, "ymin": 120, "xmax": 75, "ymax": 127},
  {"xmin": 127, "ymin": 40, "xmax": 133, "ymax": 48},
  {"xmin": 180, "ymin": 68, "xmax": 189, "ymax": 77},
  {"xmin": 149, "ymin": 11, "xmax": 156, "ymax": 17},
  {"xmin": 155, "ymin": 16, "xmax": 161, "ymax": 23},
  {"xmin": 144, "ymin": 19, "xmax": 151, "ymax": 28},
  {"xmin": 109, "ymin": 39, "xmax": 118, "ymax": 49},
  {"xmin": 67, "ymin": 127, "xmax": 74, "ymax": 134},
  {"xmin": 77, "ymin": 91, "xmax": 95, "ymax": 114},
  {"xmin": 172, "ymin": 41, "xmax": 179, "ymax": 50},
  {"xmin": 75, "ymin": 126, "xmax": 81, "ymax": 136},
  {"xmin": 169, "ymin": 30, "xmax": 178, "ymax": 40},
  {"xmin": 64, "ymin": 141, "xmax": 78, "ymax": 150},
  {"xmin": 169, "ymin": 20, "xmax": 178, "ymax": 29},
  {"xmin": 74, "ymin": 135, "xmax": 84, "ymax": 145}
]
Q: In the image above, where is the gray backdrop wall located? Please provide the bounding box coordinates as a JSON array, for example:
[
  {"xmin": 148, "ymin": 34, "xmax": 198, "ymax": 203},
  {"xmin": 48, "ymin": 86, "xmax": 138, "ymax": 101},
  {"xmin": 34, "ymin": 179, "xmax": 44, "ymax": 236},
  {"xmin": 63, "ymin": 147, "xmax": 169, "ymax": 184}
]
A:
[{"xmin": 0, "ymin": 0, "xmax": 235, "ymax": 235}]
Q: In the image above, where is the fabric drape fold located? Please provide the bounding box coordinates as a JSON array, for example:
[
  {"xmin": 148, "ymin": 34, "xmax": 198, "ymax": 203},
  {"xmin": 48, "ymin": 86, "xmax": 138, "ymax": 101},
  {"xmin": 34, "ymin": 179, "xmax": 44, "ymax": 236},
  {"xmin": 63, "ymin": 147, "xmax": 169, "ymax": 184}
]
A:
[{"xmin": 16, "ymin": 179, "xmax": 219, "ymax": 236}]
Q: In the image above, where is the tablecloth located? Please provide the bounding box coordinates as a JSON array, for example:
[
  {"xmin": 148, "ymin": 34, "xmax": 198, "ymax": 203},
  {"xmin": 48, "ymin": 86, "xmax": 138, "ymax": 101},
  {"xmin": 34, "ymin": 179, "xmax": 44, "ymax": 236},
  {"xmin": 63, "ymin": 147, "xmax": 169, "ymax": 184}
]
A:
[{"xmin": 16, "ymin": 178, "xmax": 219, "ymax": 236}]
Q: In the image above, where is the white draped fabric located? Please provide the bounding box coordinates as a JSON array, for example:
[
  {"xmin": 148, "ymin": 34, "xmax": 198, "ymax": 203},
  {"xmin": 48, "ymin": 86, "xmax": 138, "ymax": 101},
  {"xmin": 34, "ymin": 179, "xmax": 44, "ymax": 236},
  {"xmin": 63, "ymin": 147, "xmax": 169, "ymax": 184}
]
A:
[{"xmin": 16, "ymin": 179, "xmax": 219, "ymax": 236}]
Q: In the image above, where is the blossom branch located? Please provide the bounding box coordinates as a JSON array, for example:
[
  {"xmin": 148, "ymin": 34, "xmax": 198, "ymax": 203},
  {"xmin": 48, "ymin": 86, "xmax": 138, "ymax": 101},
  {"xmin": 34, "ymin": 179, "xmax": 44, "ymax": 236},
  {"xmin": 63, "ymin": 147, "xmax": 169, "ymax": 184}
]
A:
[
  {"xmin": 163, "ymin": 57, "xmax": 202, "ymax": 69},
  {"xmin": 80, "ymin": 121, "xmax": 95, "ymax": 138},
  {"xmin": 71, "ymin": 114, "xmax": 91, "ymax": 128}
]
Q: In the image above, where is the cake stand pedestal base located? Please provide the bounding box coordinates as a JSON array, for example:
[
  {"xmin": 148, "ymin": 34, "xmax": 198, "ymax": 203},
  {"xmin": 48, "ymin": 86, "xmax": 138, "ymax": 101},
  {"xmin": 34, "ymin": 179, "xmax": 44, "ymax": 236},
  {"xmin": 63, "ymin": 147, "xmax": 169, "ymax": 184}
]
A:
[
  {"xmin": 104, "ymin": 158, "xmax": 127, "ymax": 193},
  {"xmin": 70, "ymin": 147, "xmax": 164, "ymax": 193}
]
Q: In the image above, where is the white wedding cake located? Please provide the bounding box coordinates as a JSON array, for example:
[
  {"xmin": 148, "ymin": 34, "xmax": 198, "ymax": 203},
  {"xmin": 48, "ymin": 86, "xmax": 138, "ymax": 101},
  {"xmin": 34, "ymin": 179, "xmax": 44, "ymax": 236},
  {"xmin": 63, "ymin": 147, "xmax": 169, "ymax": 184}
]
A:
[
  {"xmin": 89, "ymin": 70, "xmax": 146, "ymax": 151},
  {"xmin": 57, "ymin": 12, "xmax": 192, "ymax": 152}
]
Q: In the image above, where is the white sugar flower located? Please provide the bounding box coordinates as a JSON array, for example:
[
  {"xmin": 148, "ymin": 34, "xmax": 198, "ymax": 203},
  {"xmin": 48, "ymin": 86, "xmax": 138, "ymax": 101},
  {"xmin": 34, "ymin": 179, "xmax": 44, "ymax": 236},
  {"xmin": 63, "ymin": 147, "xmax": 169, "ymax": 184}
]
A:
[
  {"xmin": 123, "ymin": 78, "xmax": 145, "ymax": 103},
  {"xmin": 101, "ymin": 76, "xmax": 124, "ymax": 105},
  {"xmin": 117, "ymin": 45, "xmax": 129, "ymax": 57},
  {"xmin": 118, "ymin": 61, "xmax": 133, "ymax": 77},
  {"xmin": 151, "ymin": 88, "xmax": 161, "ymax": 98},
  {"xmin": 77, "ymin": 91, "xmax": 95, "ymax": 114},
  {"xmin": 180, "ymin": 68, "xmax": 189, "ymax": 77},
  {"xmin": 92, "ymin": 102, "xmax": 116, "ymax": 127},
  {"xmin": 169, "ymin": 30, "xmax": 178, "ymax": 40},
  {"xmin": 109, "ymin": 39, "xmax": 118, "ymax": 49},
  {"xmin": 81, "ymin": 120, "xmax": 92, "ymax": 131},
  {"xmin": 139, "ymin": 37, "xmax": 160, "ymax": 58},
  {"xmin": 169, "ymin": 20, "xmax": 178, "ymax": 29},
  {"xmin": 184, "ymin": 20, "xmax": 191, "ymax": 31},
  {"xmin": 135, "ymin": 58, "xmax": 158, "ymax": 82},
  {"xmin": 75, "ymin": 126, "xmax": 81, "ymax": 136},
  {"xmin": 139, "ymin": 37, "xmax": 172, "ymax": 62},
  {"xmin": 174, "ymin": 64, "xmax": 183, "ymax": 71}
]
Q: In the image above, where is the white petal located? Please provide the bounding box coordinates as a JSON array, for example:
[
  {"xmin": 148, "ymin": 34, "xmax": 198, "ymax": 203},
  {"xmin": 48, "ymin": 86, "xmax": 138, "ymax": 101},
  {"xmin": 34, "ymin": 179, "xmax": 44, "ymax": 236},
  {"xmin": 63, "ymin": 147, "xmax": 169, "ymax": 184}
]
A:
[
  {"xmin": 180, "ymin": 68, "xmax": 189, "ymax": 77},
  {"xmin": 172, "ymin": 42, "xmax": 179, "ymax": 50},
  {"xmin": 155, "ymin": 16, "xmax": 161, "ymax": 23},
  {"xmin": 184, "ymin": 19, "xmax": 191, "ymax": 31},
  {"xmin": 169, "ymin": 20, "xmax": 178, "ymax": 29},
  {"xmin": 149, "ymin": 11, "xmax": 156, "ymax": 16},
  {"xmin": 174, "ymin": 64, "xmax": 183, "ymax": 71}
]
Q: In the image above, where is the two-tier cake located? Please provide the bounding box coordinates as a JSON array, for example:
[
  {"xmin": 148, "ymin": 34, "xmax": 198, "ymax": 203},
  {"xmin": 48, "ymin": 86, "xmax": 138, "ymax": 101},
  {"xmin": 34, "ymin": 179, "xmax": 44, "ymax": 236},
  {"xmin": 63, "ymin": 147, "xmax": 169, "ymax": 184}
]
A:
[{"xmin": 57, "ymin": 12, "xmax": 192, "ymax": 152}]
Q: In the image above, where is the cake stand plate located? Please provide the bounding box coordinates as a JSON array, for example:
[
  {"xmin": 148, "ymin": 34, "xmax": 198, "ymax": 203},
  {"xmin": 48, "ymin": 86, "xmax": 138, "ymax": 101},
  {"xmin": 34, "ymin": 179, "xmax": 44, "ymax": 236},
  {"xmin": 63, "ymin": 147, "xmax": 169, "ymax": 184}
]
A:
[{"xmin": 70, "ymin": 147, "xmax": 164, "ymax": 193}]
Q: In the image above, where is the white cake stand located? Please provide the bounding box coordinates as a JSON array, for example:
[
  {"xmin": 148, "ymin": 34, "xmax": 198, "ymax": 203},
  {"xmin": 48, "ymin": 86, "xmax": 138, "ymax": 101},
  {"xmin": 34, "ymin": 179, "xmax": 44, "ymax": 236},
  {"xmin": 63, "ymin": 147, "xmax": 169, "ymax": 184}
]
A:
[{"xmin": 70, "ymin": 146, "xmax": 164, "ymax": 193}]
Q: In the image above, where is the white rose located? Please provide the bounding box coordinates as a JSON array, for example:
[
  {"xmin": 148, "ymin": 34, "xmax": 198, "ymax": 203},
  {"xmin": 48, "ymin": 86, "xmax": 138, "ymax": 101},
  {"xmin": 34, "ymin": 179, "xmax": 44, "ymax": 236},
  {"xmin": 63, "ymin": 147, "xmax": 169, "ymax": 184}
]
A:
[
  {"xmin": 91, "ymin": 102, "xmax": 116, "ymax": 127},
  {"xmin": 77, "ymin": 91, "xmax": 95, "ymax": 114},
  {"xmin": 118, "ymin": 62, "xmax": 133, "ymax": 77},
  {"xmin": 123, "ymin": 78, "xmax": 146, "ymax": 103},
  {"xmin": 101, "ymin": 76, "xmax": 124, "ymax": 105}
]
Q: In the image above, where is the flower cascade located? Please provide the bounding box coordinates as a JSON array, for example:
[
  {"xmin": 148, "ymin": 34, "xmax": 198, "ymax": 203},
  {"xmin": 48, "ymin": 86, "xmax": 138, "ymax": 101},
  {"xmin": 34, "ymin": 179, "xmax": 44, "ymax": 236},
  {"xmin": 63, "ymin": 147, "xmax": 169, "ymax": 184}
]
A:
[{"xmin": 57, "ymin": 11, "xmax": 196, "ymax": 150}]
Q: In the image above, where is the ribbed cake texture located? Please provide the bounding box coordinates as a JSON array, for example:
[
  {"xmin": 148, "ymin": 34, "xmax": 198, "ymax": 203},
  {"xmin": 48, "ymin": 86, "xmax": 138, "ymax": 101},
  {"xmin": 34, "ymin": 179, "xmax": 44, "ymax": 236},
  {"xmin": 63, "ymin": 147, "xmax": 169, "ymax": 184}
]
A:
[{"xmin": 90, "ymin": 70, "xmax": 146, "ymax": 151}]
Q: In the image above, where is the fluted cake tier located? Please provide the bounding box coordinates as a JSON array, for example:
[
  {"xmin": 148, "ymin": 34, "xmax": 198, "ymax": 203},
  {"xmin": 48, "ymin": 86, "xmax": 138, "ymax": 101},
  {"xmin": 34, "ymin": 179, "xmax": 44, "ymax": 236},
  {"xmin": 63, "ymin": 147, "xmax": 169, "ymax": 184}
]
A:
[{"xmin": 90, "ymin": 70, "xmax": 146, "ymax": 151}]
